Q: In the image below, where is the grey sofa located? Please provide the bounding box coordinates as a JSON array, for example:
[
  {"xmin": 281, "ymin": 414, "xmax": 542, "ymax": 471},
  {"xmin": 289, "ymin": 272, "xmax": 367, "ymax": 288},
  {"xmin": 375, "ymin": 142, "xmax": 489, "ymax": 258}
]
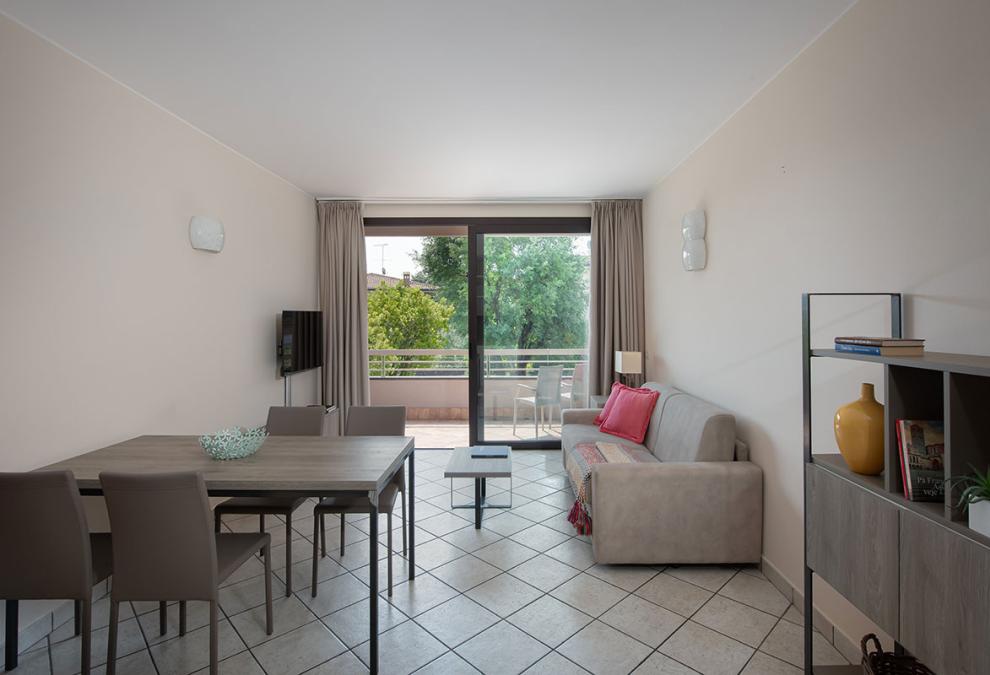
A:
[{"xmin": 561, "ymin": 382, "xmax": 762, "ymax": 565}]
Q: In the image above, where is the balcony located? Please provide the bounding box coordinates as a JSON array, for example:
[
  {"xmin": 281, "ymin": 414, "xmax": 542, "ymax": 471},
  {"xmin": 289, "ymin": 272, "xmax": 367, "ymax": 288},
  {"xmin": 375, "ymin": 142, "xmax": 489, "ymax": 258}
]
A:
[{"xmin": 369, "ymin": 348, "xmax": 589, "ymax": 447}]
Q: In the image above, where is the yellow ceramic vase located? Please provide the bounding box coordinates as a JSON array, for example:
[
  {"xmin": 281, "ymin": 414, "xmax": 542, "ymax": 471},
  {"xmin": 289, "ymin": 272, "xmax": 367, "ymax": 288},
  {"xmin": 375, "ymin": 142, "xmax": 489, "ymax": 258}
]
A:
[{"xmin": 834, "ymin": 383, "xmax": 885, "ymax": 475}]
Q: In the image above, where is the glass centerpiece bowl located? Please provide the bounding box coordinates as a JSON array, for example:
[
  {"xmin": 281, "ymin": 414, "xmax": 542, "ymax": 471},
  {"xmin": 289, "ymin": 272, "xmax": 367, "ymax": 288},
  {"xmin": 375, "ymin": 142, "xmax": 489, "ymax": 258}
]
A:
[{"xmin": 199, "ymin": 426, "xmax": 268, "ymax": 460}]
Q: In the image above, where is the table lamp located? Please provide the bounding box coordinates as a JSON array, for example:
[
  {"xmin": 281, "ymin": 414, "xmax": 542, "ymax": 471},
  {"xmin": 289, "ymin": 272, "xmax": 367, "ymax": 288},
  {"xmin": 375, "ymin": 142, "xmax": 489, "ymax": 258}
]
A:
[{"xmin": 614, "ymin": 351, "xmax": 642, "ymax": 386}]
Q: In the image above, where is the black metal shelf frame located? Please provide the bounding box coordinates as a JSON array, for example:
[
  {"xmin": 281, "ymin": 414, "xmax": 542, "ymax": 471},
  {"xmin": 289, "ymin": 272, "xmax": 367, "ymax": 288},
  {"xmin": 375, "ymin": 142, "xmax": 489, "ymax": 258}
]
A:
[{"xmin": 801, "ymin": 292, "xmax": 903, "ymax": 674}]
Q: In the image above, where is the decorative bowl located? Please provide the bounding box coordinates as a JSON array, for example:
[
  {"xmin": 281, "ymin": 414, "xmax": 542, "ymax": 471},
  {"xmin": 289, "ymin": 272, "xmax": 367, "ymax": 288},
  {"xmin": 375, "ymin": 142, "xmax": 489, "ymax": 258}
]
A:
[{"xmin": 199, "ymin": 426, "xmax": 267, "ymax": 460}]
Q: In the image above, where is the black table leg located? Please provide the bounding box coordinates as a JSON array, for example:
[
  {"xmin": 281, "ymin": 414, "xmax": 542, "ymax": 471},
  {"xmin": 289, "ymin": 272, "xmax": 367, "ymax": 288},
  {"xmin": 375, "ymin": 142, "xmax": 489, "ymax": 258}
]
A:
[
  {"xmin": 369, "ymin": 503, "xmax": 379, "ymax": 675},
  {"xmin": 474, "ymin": 478, "xmax": 482, "ymax": 529},
  {"xmin": 5, "ymin": 599, "xmax": 18, "ymax": 671},
  {"xmin": 481, "ymin": 477, "xmax": 487, "ymax": 500},
  {"xmin": 408, "ymin": 449, "xmax": 415, "ymax": 580}
]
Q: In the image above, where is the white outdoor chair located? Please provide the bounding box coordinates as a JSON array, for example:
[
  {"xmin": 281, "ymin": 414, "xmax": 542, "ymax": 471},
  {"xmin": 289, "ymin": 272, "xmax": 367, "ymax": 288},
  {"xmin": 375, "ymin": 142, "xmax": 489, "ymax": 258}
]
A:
[
  {"xmin": 513, "ymin": 365, "xmax": 563, "ymax": 437},
  {"xmin": 561, "ymin": 362, "xmax": 589, "ymax": 409}
]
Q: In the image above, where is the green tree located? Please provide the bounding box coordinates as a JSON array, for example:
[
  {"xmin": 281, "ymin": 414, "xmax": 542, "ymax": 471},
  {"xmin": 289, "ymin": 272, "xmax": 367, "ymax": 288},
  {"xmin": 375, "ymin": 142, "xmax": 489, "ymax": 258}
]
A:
[
  {"xmin": 368, "ymin": 284, "xmax": 453, "ymax": 350},
  {"xmin": 415, "ymin": 236, "xmax": 589, "ymax": 354}
]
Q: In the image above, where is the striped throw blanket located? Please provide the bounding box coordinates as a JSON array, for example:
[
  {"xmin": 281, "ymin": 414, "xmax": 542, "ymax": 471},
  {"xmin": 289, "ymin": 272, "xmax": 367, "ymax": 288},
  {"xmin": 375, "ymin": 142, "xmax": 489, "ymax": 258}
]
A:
[{"xmin": 566, "ymin": 441, "xmax": 650, "ymax": 535}]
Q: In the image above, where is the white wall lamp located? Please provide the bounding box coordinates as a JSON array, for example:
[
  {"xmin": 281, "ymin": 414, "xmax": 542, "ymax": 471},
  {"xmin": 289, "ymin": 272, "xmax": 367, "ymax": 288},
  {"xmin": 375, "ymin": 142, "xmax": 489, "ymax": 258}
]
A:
[
  {"xmin": 681, "ymin": 209, "xmax": 706, "ymax": 271},
  {"xmin": 189, "ymin": 215, "xmax": 225, "ymax": 253}
]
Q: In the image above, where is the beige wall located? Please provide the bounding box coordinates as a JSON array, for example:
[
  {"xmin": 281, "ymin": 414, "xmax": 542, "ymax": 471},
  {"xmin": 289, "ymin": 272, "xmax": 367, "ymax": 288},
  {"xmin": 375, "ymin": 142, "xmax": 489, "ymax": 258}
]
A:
[
  {"xmin": 0, "ymin": 13, "xmax": 319, "ymax": 473},
  {"xmin": 642, "ymin": 0, "xmax": 990, "ymax": 649}
]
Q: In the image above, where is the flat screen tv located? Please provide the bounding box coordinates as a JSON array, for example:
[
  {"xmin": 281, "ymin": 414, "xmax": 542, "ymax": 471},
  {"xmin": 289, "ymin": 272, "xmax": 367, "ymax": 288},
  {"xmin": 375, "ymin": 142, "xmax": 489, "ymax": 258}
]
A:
[{"xmin": 279, "ymin": 310, "xmax": 323, "ymax": 375}]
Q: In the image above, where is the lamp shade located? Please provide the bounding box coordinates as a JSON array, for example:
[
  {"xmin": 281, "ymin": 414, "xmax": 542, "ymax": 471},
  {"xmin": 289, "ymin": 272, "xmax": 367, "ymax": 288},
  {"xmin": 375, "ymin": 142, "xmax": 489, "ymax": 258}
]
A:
[{"xmin": 614, "ymin": 351, "xmax": 642, "ymax": 375}]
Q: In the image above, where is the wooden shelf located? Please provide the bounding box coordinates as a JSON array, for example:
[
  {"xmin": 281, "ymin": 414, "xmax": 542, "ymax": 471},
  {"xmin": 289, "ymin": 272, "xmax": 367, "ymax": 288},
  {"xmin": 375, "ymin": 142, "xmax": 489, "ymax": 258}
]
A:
[
  {"xmin": 812, "ymin": 349, "xmax": 990, "ymax": 376},
  {"xmin": 812, "ymin": 454, "xmax": 990, "ymax": 550}
]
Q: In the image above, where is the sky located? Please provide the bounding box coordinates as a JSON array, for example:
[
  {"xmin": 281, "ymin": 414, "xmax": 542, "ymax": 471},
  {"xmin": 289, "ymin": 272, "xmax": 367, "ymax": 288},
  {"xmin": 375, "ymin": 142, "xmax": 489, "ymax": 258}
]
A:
[{"xmin": 365, "ymin": 236, "xmax": 425, "ymax": 278}]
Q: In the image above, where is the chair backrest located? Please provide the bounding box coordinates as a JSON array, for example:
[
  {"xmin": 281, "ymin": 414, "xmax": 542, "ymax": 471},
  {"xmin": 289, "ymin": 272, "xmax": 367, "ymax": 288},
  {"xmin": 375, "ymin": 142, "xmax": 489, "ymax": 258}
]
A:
[
  {"xmin": 536, "ymin": 366, "xmax": 563, "ymax": 403},
  {"xmin": 266, "ymin": 406, "xmax": 326, "ymax": 435},
  {"xmin": 345, "ymin": 406, "xmax": 406, "ymax": 436},
  {"xmin": 572, "ymin": 363, "xmax": 588, "ymax": 396},
  {"xmin": 0, "ymin": 471, "xmax": 92, "ymax": 600},
  {"xmin": 100, "ymin": 472, "xmax": 218, "ymax": 601}
]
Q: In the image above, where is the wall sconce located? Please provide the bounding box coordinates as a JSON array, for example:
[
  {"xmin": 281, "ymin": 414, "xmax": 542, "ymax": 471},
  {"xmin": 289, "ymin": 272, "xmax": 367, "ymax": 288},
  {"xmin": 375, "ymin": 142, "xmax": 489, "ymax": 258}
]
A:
[
  {"xmin": 189, "ymin": 215, "xmax": 225, "ymax": 253},
  {"xmin": 681, "ymin": 209, "xmax": 706, "ymax": 271}
]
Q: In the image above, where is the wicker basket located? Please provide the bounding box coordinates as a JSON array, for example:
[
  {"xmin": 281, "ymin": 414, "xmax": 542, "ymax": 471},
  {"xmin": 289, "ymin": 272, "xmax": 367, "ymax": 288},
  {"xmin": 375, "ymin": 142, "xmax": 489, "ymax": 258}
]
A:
[{"xmin": 861, "ymin": 635, "xmax": 935, "ymax": 675}]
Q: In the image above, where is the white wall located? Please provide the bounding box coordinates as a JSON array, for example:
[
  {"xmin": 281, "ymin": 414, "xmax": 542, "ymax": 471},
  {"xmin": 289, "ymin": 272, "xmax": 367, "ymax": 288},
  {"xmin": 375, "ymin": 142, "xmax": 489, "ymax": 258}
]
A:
[{"xmin": 642, "ymin": 0, "xmax": 990, "ymax": 648}]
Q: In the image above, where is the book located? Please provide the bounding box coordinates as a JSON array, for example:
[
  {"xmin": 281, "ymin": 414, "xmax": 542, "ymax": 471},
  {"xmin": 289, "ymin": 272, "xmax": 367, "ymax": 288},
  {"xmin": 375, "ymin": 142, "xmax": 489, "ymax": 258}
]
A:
[
  {"xmin": 835, "ymin": 336, "xmax": 926, "ymax": 347},
  {"xmin": 834, "ymin": 343, "xmax": 924, "ymax": 357},
  {"xmin": 896, "ymin": 420, "xmax": 945, "ymax": 501},
  {"xmin": 470, "ymin": 446, "xmax": 509, "ymax": 459}
]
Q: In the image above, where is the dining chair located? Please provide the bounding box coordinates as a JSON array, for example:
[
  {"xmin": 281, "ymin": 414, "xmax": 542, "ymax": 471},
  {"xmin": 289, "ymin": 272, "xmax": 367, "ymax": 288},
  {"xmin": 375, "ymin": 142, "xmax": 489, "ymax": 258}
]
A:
[
  {"xmin": 213, "ymin": 405, "xmax": 325, "ymax": 595},
  {"xmin": 0, "ymin": 471, "xmax": 112, "ymax": 675},
  {"xmin": 101, "ymin": 472, "xmax": 272, "ymax": 675},
  {"xmin": 312, "ymin": 405, "xmax": 406, "ymax": 597},
  {"xmin": 513, "ymin": 365, "xmax": 563, "ymax": 436},
  {"xmin": 561, "ymin": 362, "xmax": 589, "ymax": 409}
]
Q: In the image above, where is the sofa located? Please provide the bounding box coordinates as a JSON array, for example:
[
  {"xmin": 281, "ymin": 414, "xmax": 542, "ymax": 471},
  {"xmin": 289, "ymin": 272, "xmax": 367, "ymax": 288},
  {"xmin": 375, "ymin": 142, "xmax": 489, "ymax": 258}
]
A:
[{"xmin": 561, "ymin": 382, "xmax": 763, "ymax": 565}]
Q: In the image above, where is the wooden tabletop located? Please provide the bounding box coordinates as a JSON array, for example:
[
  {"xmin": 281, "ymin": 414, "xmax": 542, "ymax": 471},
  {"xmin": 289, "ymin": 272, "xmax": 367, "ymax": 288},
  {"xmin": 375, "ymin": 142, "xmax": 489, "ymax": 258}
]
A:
[
  {"xmin": 39, "ymin": 435, "xmax": 415, "ymax": 495},
  {"xmin": 444, "ymin": 446, "xmax": 513, "ymax": 478}
]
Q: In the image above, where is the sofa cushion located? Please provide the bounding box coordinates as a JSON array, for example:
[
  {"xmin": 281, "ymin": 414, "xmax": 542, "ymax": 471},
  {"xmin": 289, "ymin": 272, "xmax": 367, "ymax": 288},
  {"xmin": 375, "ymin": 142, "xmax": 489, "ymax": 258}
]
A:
[
  {"xmin": 599, "ymin": 386, "xmax": 660, "ymax": 443},
  {"xmin": 594, "ymin": 381, "xmax": 622, "ymax": 425},
  {"xmin": 640, "ymin": 382, "xmax": 736, "ymax": 462}
]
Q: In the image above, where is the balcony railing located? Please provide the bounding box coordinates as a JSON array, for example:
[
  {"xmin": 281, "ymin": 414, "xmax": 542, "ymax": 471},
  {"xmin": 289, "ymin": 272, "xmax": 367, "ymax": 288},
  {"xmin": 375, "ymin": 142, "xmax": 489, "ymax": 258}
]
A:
[{"xmin": 368, "ymin": 348, "xmax": 588, "ymax": 378}]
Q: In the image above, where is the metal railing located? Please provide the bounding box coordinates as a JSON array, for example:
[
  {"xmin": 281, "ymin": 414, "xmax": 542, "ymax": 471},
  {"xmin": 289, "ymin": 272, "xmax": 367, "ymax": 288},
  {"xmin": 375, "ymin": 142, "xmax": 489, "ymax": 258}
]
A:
[{"xmin": 368, "ymin": 348, "xmax": 588, "ymax": 378}]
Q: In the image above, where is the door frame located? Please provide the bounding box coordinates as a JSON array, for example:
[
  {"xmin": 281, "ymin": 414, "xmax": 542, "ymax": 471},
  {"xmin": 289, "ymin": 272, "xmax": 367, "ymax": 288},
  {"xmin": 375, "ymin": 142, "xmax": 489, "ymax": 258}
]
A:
[{"xmin": 363, "ymin": 217, "xmax": 592, "ymax": 449}]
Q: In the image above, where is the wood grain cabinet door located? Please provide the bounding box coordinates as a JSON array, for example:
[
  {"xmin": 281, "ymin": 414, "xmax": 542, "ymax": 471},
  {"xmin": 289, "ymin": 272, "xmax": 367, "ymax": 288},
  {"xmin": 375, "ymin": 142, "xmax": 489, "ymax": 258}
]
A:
[
  {"xmin": 900, "ymin": 511, "xmax": 990, "ymax": 675},
  {"xmin": 806, "ymin": 465, "xmax": 899, "ymax": 636}
]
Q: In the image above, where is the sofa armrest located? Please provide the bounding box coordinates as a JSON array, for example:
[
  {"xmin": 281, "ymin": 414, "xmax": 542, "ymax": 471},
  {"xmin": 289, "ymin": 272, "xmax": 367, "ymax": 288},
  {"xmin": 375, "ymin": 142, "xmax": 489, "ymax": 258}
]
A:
[
  {"xmin": 590, "ymin": 461, "xmax": 763, "ymax": 564},
  {"xmin": 562, "ymin": 408, "xmax": 601, "ymax": 426}
]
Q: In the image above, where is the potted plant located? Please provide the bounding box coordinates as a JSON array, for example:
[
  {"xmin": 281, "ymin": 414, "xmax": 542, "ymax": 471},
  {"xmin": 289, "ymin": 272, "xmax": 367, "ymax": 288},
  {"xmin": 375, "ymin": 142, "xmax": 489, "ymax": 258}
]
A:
[{"xmin": 951, "ymin": 466, "xmax": 990, "ymax": 538}]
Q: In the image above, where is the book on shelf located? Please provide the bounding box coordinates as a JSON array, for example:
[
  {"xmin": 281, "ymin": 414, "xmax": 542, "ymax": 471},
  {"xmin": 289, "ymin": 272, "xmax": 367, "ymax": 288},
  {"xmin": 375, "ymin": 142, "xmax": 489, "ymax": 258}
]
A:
[
  {"xmin": 834, "ymin": 336, "xmax": 926, "ymax": 347},
  {"xmin": 834, "ymin": 342, "xmax": 924, "ymax": 356},
  {"xmin": 896, "ymin": 420, "xmax": 945, "ymax": 501}
]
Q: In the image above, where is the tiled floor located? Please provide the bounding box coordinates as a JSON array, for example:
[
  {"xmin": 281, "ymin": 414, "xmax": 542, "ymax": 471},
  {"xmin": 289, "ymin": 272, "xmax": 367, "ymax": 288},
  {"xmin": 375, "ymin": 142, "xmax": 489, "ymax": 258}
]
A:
[{"xmin": 9, "ymin": 450, "xmax": 849, "ymax": 675}]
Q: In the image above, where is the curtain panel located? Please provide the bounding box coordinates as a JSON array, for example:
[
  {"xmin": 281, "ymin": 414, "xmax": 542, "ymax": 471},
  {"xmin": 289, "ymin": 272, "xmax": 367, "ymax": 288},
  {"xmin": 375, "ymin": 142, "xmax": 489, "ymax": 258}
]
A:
[
  {"xmin": 318, "ymin": 200, "xmax": 369, "ymax": 433},
  {"xmin": 589, "ymin": 199, "xmax": 646, "ymax": 396}
]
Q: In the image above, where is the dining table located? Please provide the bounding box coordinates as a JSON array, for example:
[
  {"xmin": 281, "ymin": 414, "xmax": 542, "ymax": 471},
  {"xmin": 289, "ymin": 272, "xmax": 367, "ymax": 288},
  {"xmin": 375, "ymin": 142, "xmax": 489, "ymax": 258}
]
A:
[{"xmin": 23, "ymin": 434, "xmax": 415, "ymax": 675}]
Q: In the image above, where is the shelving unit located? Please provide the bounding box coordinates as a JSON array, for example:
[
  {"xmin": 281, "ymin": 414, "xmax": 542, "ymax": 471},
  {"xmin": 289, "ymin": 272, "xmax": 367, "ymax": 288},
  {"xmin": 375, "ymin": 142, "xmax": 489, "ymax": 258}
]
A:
[{"xmin": 802, "ymin": 292, "xmax": 990, "ymax": 675}]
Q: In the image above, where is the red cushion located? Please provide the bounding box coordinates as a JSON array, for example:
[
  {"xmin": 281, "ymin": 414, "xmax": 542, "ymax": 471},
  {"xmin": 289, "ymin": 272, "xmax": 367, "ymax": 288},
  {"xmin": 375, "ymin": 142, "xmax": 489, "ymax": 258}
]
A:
[
  {"xmin": 599, "ymin": 386, "xmax": 660, "ymax": 444},
  {"xmin": 594, "ymin": 382, "xmax": 625, "ymax": 425}
]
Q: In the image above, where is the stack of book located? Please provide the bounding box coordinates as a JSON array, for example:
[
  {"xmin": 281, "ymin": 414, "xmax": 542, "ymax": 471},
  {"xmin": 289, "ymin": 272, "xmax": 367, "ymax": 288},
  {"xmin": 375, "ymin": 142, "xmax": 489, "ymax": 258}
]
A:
[{"xmin": 834, "ymin": 336, "xmax": 925, "ymax": 356}]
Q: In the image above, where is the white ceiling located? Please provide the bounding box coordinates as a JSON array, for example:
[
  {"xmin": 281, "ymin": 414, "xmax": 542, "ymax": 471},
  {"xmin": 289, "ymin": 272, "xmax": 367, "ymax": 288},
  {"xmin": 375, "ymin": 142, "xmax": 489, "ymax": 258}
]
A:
[{"xmin": 1, "ymin": 1, "xmax": 853, "ymax": 200}]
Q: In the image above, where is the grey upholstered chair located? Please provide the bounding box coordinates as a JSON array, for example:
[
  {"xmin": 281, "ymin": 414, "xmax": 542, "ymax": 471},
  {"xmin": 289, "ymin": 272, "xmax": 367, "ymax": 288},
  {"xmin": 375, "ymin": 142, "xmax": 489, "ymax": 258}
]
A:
[
  {"xmin": 0, "ymin": 471, "xmax": 112, "ymax": 675},
  {"xmin": 513, "ymin": 365, "xmax": 564, "ymax": 436},
  {"xmin": 213, "ymin": 405, "xmax": 325, "ymax": 595},
  {"xmin": 312, "ymin": 406, "xmax": 406, "ymax": 597},
  {"xmin": 101, "ymin": 472, "xmax": 272, "ymax": 675}
]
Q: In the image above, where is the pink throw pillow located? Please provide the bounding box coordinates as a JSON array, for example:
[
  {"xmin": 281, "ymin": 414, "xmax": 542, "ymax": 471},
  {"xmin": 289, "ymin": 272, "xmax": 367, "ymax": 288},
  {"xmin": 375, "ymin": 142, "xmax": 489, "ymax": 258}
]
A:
[
  {"xmin": 594, "ymin": 382, "xmax": 625, "ymax": 425},
  {"xmin": 599, "ymin": 386, "xmax": 660, "ymax": 444}
]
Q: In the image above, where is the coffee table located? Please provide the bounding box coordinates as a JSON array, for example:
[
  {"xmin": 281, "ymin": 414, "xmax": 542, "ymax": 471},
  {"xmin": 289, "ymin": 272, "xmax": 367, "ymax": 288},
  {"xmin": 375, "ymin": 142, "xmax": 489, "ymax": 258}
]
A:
[{"xmin": 444, "ymin": 446, "xmax": 513, "ymax": 528}]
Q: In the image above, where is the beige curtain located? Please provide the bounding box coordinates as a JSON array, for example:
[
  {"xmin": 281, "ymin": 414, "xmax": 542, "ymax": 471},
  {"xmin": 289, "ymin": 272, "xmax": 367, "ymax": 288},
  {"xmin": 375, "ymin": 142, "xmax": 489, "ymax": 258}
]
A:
[
  {"xmin": 589, "ymin": 199, "xmax": 646, "ymax": 396},
  {"xmin": 318, "ymin": 201, "xmax": 369, "ymax": 433}
]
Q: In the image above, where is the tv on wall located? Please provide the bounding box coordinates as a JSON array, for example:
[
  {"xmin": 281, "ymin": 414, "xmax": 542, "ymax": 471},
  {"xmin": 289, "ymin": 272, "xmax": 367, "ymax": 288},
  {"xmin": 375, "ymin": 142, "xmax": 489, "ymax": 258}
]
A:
[{"xmin": 279, "ymin": 310, "xmax": 323, "ymax": 376}]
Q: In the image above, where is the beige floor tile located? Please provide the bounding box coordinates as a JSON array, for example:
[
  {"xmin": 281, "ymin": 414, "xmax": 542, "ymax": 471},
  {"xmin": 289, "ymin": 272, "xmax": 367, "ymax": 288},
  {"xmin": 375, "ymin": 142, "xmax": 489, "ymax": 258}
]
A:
[
  {"xmin": 147, "ymin": 619, "xmax": 248, "ymax": 675},
  {"xmin": 305, "ymin": 650, "xmax": 369, "ymax": 674},
  {"xmin": 658, "ymin": 621, "xmax": 754, "ymax": 675},
  {"xmin": 631, "ymin": 652, "xmax": 698, "ymax": 674},
  {"xmin": 482, "ymin": 512, "xmax": 536, "ymax": 537},
  {"xmin": 384, "ymin": 574, "xmax": 460, "ymax": 618},
  {"xmin": 441, "ymin": 526, "xmax": 505, "ymax": 553},
  {"xmin": 550, "ymin": 573, "xmax": 627, "ymax": 617},
  {"xmin": 297, "ymin": 573, "xmax": 370, "ymax": 618},
  {"xmin": 524, "ymin": 651, "xmax": 591, "ymax": 674},
  {"xmin": 509, "ymin": 555, "xmax": 580, "ymax": 592},
  {"xmin": 219, "ymin": 574, "xmax": 287, "ymax": 616},
  {"xmin": 510, "ymin": 524, "xmax": 572, "ymax": 552},
  {"xmin": 473, "ymin": 538, "xmax": 540, "ymax": 570},
  {"xmin": 507, "ymin": 594, "xmax": 592, "ymax": 648},
  {"xmin": 465, "ymin": 574, "xmax": 544, "ymax": 618},
  {"xmin": 277, "ymin": 555, "xmax": 348, "ymax": 595},
  {"xmin": 135, "ymin": 601, "xmax": 212, "ymax": 646},
  {"xmin": 664, "ymin": 567, "xmax": 738, "ymax": 593},
  {"xmin": 758, "ymin": 619, "xmax": 847, "ymax": 669},
  {"xmin": 321, "ymin": 598, "xmax": 406, "ymax": 648},
  {"xmin": 353, "ymin": 620, "xmax": 448, "ymax": 675},
  {"xmin": 600, "ymin": 594, "xmax": 684, "ymax": 648},
  {"xmin": 544, "ymin": 539, "xmax": 595, "ymax": 571},
  {"xmin": 514, "ymin": 482, "xmax": 561, "ymax": 500},
  {"xmin": 586, "ymin": 564, "xmax": 659, "ymax": 592},
  {"xmin": 413, "ymin": 650, "xmax": 479, "ymax": 675},
  {"xmin": 229, "ymin": 594, "xmax": 319, "ymax": 648},
  {"xmin": 558, "ymin": 621, "xmax": 653, "ymax": 675},
  {"xmin": 413, "ymin": 538, "xmax": 469, "ymax": 570},
  {"xmin": 511, "ymin": 500, "xmax": 564, "ymax": 523},
  {"xmin": 537, "ymin": 490, "xmax": 577, "ymax": 510},
  {"xmin": 635, "ymin": 573, "xmax": 713, "ymax": 618},
  {"xmin": 693, "ymin": 595, "xmax": 778, "ymax": 648},
  {"xmin": 431, "ymin": 555, "xmax": 502, "ymax": 592},
  {"xmin": 718, "ymin": 574, "xmax": 789, "ymax": 617},
  {"xmin": 250, "ymin": 621, "xmax": 346, "ymax": 675},
  {"xmin": 50, "ymin": 616, "xmax": 146, "ymax": 673},
  {"xmin": 419, "ymin": 512, "xmax": 475, "ymax": 537},
  {"xmin": 456, "ymin": 621, "xmax": 550, "ymax": 675},
  {"xmin": 190, "ymin": 650, "xmax": 265, "ymax": 675},
  {"xmin": 415, "ymin": 595, "xmax": 500, "ymax": 648},
  {"xmin": 740, "ymin": 651, "xmax": 802, "ymax": 675}
]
